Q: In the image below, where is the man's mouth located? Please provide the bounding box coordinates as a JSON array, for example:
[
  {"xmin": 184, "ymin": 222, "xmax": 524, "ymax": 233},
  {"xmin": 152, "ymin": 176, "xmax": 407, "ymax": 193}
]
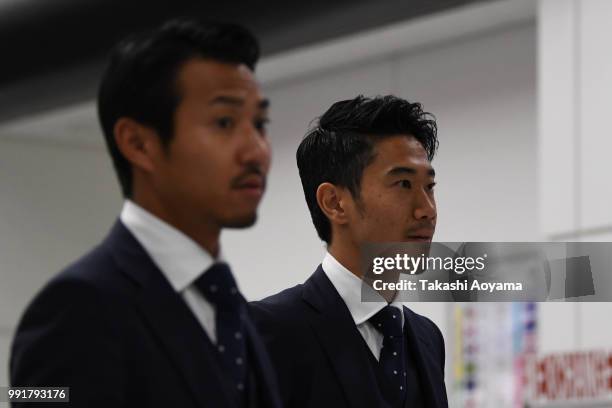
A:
[
  {"xmin": 233, "ymin": 175, "xmax": 266, "ymax": 198},
  {"xmin": 405, "ymin": 230, "xmax": 434, "ymax": 242}
]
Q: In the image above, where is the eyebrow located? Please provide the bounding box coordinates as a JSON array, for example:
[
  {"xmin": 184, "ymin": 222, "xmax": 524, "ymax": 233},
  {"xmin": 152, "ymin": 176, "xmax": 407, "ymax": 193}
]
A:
[
  {"xmin": 210, "ymin": 95, "xmax": 270, "ymax": 109},
  {"xmin": 387, "ymin": 166, "xmax": 436, "ymax": 177}
]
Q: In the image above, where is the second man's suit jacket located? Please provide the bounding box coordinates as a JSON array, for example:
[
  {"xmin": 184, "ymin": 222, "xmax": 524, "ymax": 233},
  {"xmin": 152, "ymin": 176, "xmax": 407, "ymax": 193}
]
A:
[{"xmin": 251, "ymin": 266, "xmax": 448, "ymax": 408}]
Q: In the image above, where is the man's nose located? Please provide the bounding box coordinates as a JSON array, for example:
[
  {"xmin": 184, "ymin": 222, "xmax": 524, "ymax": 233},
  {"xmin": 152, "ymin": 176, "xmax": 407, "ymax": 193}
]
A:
[
  {"xmin": 237, "ymin": 122, "xmax": 271, "ymax": 169},
  {"xmin": 413, "ymin": 189, "xmax": 436, "ymax": 220}
]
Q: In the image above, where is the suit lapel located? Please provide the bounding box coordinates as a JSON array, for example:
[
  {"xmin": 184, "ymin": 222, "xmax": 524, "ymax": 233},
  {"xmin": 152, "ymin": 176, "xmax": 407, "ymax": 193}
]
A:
[
  {"xmin": 302, "ymin": 266, "xmax": 387, "ymax": 408},
  {"xmin": 105, "ymin": 221, "xmax": 237, "ymax": 408},
  {"xmin": 402, "ymin": 307, "xmax": 447, "ymax": 408}
]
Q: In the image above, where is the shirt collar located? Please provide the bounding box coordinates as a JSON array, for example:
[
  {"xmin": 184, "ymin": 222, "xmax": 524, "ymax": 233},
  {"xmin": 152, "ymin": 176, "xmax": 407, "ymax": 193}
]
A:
[
  {"xmin": 120, "ymin": 200, "xmax": 221, "ymax": 292},
  {"xmin": 322, "ymin": 252, "xmax": 404, "ymax": 326}
]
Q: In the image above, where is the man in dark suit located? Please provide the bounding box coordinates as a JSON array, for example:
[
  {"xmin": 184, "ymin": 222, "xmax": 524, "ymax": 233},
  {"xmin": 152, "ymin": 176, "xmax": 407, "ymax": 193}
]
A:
[
  {"xmin": 10, "ymin": 19, "xmax": 281, "ymax": 408},
  {"xmin": 251, "ymin": 95, "xmax": 448, "ymax": 408}
]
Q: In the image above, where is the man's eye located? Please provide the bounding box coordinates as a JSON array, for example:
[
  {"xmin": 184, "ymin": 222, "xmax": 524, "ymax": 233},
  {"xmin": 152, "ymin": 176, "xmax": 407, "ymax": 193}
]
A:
[
  {"xmin": 216, "ymin": 117, "xmax": 234, "ymax": 129},
  {"xmin": 254, "ymin": 118, "xmax": 270, "ymax": 133},
  {"xmin": 428, "ymin": 182, "xmax": 436, "ymax": 191},
  {"xmin": 398, "ymin": 180, "xmax": 412, "ymax": 188}
]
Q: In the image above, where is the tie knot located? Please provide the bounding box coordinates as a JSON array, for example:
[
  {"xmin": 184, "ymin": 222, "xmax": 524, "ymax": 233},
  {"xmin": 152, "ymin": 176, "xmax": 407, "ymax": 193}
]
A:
[
  {"xmin": 369, "ymin": 305, "xmax": 403, "ymax": 338},
  {"xmin": 194, "ymin": 262, "xmax": 242, "ymax": 308}
]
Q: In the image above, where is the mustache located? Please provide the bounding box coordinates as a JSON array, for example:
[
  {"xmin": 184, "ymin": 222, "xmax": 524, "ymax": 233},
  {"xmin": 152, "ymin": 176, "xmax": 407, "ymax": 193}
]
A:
[{"xmin": 230, "ymin": 165, "xmax": 267, "ymax": 188}]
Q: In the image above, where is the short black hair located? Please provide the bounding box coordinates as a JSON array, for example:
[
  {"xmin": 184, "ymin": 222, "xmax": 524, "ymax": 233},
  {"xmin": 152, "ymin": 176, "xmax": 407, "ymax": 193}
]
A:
[
  {"xmin": 97, "ymin": 18, "xmax": 260, "ymax": 197},
  {"xmin": 296, "ymin": 95, "xmax": 438, "ymax": 244}
]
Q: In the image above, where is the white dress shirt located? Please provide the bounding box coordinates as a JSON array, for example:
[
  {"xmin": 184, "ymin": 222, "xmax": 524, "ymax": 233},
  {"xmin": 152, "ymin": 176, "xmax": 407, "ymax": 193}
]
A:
[
  {"xmin": 322, "ymin": 252, "xmax": 404, "ymax": 361},
  {"xmin": 120, "ymin": 200, "xmax": 227, "ymax": 343}
]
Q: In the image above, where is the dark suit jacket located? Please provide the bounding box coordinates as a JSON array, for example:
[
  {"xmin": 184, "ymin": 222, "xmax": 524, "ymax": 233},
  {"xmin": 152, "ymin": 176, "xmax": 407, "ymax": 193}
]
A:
[
  {"xmin": 250, "ymin": 266, "xmax": 448, "ymax": 408},
  {"xmin": 10, "ymin": 221, "xmax": 282, "ymax": 408}
]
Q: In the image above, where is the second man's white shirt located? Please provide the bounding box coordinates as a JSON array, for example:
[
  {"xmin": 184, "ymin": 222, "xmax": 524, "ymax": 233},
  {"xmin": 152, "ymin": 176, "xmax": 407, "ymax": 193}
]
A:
[{"xmin": 322, "ymin": 252, "xmax": 405, "ymax": 361}]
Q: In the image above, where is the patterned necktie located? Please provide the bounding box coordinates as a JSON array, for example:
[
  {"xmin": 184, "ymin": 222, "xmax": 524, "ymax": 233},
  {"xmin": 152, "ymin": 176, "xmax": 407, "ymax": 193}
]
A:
[
  {"xmin": 194, "ymin": 262, "xmax": 248, "ymax": 406},
  {"xmin": 369, "ymin": 305, "xmax": 407, "ymax": 405}
]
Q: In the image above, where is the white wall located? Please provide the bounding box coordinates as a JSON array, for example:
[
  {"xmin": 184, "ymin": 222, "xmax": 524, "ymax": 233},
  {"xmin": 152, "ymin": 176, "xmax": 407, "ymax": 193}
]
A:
[
  {"xmin": 0, "ymin": 329, "xmax": 10, "ymax": 403},
  {"xmin": 537, "ymin": 0, "xmax": 612, "ymax": 358},
  {"xmin": 396, "ymin": 25, "xmax": 538, "ymax": 242}
]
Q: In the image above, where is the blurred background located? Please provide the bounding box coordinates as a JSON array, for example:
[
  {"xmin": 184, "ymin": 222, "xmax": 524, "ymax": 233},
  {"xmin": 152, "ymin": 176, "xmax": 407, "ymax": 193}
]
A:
[{"xmin": 1, "ymin": 0, "xmax": 611, "ymax": 406}]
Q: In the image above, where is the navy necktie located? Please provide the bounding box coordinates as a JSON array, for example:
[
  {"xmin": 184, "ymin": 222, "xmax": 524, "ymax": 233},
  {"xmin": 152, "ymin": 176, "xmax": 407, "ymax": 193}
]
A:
[
  {"xmin": 194, "ymin": 262, "xmax": 248, "ymax": 405},
  {"xmin": 369, "ymin": 305, "xmax": 407, "ymax": 405}
]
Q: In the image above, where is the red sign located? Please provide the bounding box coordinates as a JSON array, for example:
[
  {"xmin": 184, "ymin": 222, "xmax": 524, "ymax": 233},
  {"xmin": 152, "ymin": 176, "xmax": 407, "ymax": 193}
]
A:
[{"xmin": 525, "ymin": 351, "xmax": 612, "ymax": 402}]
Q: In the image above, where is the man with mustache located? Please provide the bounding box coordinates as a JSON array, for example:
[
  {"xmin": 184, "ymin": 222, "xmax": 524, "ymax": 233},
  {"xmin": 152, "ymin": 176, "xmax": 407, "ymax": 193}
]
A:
[
  {"xmin": 10, "ymin": 19, "xmax": 281, "ymax": 408},
  {"xmin": 251, "ymin": 95, "xmax": 448, "ymax": 408}
]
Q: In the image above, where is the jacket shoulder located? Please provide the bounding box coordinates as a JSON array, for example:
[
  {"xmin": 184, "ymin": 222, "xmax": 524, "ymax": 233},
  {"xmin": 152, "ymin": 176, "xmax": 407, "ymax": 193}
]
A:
[
  {"xmin": 56, "ymin": 243, "xmax": 125, "ymax": 289},
  {"xmin": 250, "ymin": 284, "xmax": 305, "ymax": 324},
  {"xmin": 15, "ymin": 243, "xmax": 129, "ymax": 331},
  {"xmin": 10, "ymin": 245, "xmax": 131, "ymax": 393}
]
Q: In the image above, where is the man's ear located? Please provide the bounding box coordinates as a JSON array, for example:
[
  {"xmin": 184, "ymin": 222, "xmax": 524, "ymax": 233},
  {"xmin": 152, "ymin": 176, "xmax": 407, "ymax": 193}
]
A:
[
  {"xmin": 316, "ymin": 182, "xmax": 350, "ymax": 226},
  {"xmin": 113, "ymin": 117, "xmax": 161, "ymax": 173}
]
